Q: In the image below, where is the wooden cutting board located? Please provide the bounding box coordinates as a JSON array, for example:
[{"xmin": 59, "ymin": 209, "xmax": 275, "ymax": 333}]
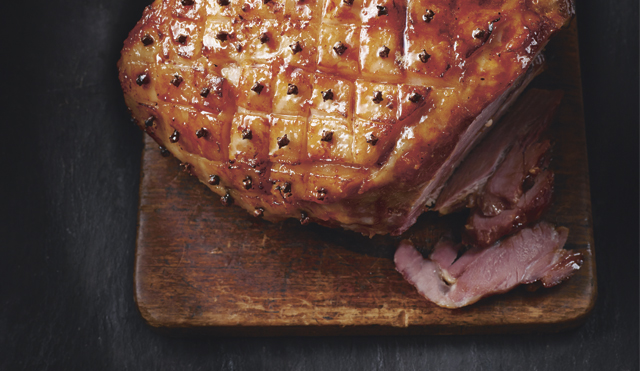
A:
[{"xmin": 134, "ymin": 21, "xmax": 596, "ymax": 336}]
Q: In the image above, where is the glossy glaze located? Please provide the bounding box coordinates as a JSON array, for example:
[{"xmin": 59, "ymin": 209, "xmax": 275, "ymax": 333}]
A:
[{"xmin": 118, "ymin": 0, "xmax": 573, "ymax": 235}]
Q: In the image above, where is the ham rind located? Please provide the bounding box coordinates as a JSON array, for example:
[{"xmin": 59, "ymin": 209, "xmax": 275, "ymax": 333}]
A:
[
  {"xmin": 394, "ymin": 222, "xmax": 583, "ymax": 308},
  {"xmin": 463, "ymin": 169, "xmax": 555, "ymax": 247},
  {"xmin": 435, "ymin": 90, "xmax": 563, "ymax": 215}
]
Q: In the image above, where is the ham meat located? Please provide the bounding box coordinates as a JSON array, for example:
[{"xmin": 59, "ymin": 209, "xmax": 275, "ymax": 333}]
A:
[
  {"xmin": 479, "ymin": 139, "xmax": 552, "ymax": 217},
  {"xmin": 394, "ymin": 89, "xmax": 576, "ymax": 307},
  {"xmin": 463, "ymin": 170, "xmax": 554, "ymax": 247},
  {"xmin": 433, "ymin": 88, "xmax": 563, "ymax": 248},
  {"xmin": 435, "ymin": 90, "xmax": 563, "ymax": 215},
  {"xmin": 394, "ymin": 222, "xmax": 583, "ymax": 308}
]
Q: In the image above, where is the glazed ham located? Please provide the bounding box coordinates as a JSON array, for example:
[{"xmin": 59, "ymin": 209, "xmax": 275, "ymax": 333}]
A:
[
  {"xmin": 118, "ymin": 0, "xmax": 573, "ymax": 235},
  {"xmin": 394, "ymin": 223, "xmax": 583, "ymax": 308}
]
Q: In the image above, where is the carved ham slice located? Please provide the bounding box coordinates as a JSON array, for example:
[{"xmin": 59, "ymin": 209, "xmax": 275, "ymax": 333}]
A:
[
  {"xmin": 463, "ymin": 169, "xmax": 554, "ymax": 247},
  {"xmin": 394, "ymin": 222, "xmax": 583, "ymax": 308},
  {"xmin": 118, "ymin": 0, "xmax": 574, "ymax": 235},
  {"xmin": 435, "ymin": 89, "xmax": 563, "ymax": 215},
  {"xmin": 479, "ymin": 138, "xmax": 552, "ymax": 217}
]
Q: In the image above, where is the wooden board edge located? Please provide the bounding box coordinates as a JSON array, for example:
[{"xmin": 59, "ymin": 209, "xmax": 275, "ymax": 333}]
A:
[
  {"xmin": 134, "ymin": 307, "xmax": 598, "ymax": 337},
  {"xmin": 134, "ymin": 143, "xmax": 163, "ymax": 331}
]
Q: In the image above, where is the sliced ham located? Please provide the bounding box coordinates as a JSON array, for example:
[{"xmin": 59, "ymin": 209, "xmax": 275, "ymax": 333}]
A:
[
  {"xmin": 479, "ymin": 139, "xmax": 552, "ymax": 216},
  {"xmin": 435, "ymin": 90, "xmax": 563, "ymax": 215},
  {"xmin": 463, "ymin": 169, "xmax": 555, "ymax": 247},
  {"xmin": 394, "ymin": 222, "xmax": 583, "ymax": 308}
]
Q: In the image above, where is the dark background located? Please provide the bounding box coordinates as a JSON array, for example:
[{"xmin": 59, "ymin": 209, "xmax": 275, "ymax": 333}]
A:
[{"xmin": 1, "ymin": 0, "xmax": 637, "ymax": 369}]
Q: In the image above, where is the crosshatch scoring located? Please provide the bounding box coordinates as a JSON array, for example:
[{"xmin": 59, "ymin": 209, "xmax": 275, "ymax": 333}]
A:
[
  {"xmin": 119, "ymin": 0, "xmax": 573, "ymax": 235},
  {"xmin": 119, "ymin": 0, "xmax": 487, "ymax": 168}
]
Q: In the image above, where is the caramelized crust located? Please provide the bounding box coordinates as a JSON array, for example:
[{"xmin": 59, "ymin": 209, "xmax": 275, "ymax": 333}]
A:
[{"xmin": 118, "ymin": 0, "xmax": 573, "ymax": 235}]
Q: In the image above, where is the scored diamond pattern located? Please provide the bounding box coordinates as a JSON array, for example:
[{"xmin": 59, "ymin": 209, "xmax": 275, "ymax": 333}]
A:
[{"xmin": 121, "ymin": 0, "xmax": 482, "ymax": 169}]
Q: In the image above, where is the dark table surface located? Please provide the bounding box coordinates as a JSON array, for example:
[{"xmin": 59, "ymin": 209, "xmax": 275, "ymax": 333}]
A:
[{"xmin": 2, "ymin": 0, "xmax": 638, "ymax": 369}]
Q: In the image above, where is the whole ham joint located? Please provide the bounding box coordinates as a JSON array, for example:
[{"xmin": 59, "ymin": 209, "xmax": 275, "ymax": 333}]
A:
[
  {"xmin": 394, "ymin": 222, "xmax": 583, "ymax": 308},
  {"xmin": 118, "ymin": 0, "xmax": 574, "ymax": 236}
]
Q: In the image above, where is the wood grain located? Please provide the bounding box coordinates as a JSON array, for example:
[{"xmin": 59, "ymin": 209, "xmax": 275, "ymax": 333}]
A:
[{"xmin": 134, "ymin": 21, "xmax": 596, "ymax": 336}]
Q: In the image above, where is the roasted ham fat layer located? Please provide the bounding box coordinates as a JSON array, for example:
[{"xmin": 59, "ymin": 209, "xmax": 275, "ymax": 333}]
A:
[{"xmin": 119, "ymin": 0, "xmax": 573, "ymax": 235}]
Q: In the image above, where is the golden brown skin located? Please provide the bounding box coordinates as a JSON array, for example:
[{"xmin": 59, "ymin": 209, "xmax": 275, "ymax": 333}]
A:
[{"xmin": 118, "ymin": 0, "xmax": 573, "ymax": 236}]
